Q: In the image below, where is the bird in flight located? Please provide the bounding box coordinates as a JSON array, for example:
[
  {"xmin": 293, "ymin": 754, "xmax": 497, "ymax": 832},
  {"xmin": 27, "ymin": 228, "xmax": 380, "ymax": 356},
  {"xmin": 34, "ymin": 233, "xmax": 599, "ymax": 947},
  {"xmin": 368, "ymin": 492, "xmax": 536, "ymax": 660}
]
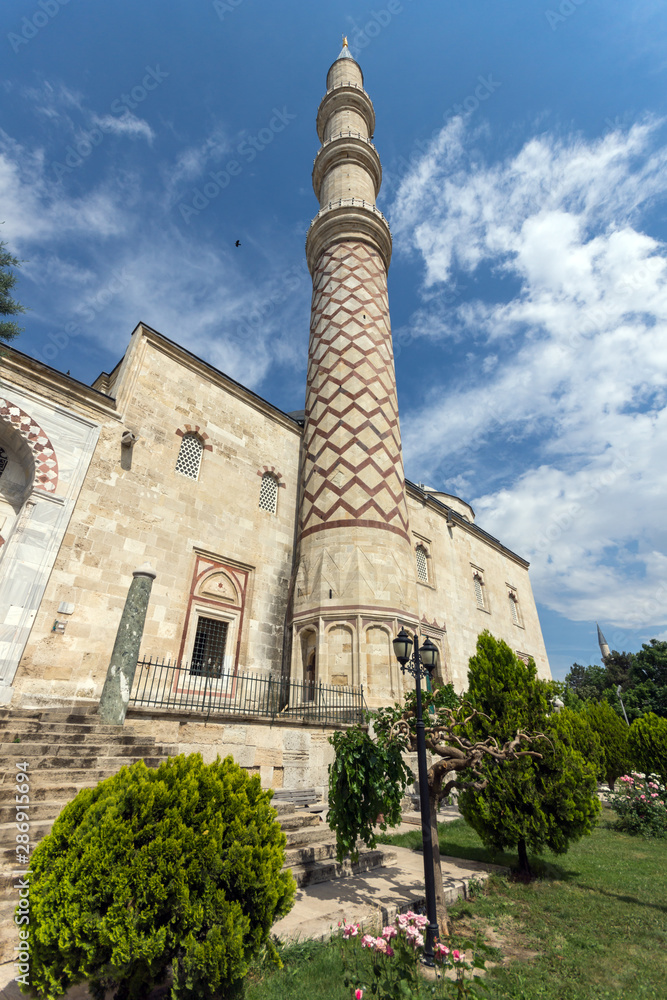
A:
[{"xmin": 235, "ymin": 240, "xmax": 241, "ymax": 247}]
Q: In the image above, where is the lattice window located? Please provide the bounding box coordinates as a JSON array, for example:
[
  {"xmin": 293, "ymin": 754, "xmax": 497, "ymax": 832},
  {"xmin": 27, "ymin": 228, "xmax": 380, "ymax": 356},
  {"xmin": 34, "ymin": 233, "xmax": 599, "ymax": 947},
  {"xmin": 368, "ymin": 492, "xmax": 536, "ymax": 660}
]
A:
[
  {"xmin": 416, "ymin": 545, "xmax": 428, "ymax": 582},
  {"xmin": 0, "ymin": 447, "xmax": 7, "ymax": 478},
  {"xmin": 175, "ymin": 433, "xmax": 203, "ymax": 480},
  {"xmin": 190, "ymin": 616, "xmax": 228, "ymax": 676},
  {"xmin": 259, "ymin": 472, "xmax": 278, "ymax": 513},
  {"xmin": 509, "ymin": 591, "xmax": 520, "ymax": 625},
  {"xmin": 473, "ymin": 572, "xmax": 485, "ymax": 609}
]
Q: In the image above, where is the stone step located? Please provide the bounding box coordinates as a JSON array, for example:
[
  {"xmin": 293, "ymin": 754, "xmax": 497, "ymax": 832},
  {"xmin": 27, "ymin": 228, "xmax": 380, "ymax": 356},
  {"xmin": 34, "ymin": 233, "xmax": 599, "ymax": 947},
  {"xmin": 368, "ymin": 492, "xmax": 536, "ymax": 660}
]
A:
[
  {"xmin": 0, "ymin": 781, "xmax": 109, "ymax": 805},
  {"xmin": 0, "ymin": 755, "xmax": 166, "ymax": 775},
  {"xmin": 0, "ymin": 719, "xmax": 170, "ymax": 738},
  {"xmin": 1, "ymin": 820, "xmax": 53, "ymax": 863},
  {"xmin": 0, "ymin": 742, "xmax": 177, "ymax": 759},
  {"xmin": 282, "ymin": 823, "xmax": 333, "ymax": 849},
  {"xmin": 276, "ymin": 811, "xmax": 322, "ymax": 832},
  {"xmin": 0, "ymin": 729, "xmax": 177, "ymax": 749},
  {"xmin": 0, "ymin": 766, "xmax": 155, "ymax": 787},
  {"xmin": 288, "ymin": 847, "xmax": 397, "ymax": 888},
  {"xmin": 0, "ymin": 799, "xmax": 69, "ymax": 824},
  {"xmin": 284, "ymin": 839, "xmax": 341, "ymax": 867}
]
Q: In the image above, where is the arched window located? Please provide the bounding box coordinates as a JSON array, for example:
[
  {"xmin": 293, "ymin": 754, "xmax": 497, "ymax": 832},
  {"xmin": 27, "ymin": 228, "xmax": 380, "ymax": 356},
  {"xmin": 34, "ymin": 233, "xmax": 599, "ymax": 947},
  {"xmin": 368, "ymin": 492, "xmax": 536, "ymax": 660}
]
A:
[
  {"xmin": 416, "ymin": 544, "xmax": 428, "ymax": 583},
  {"xmin": 258, "ymin": 472, "xmax": 278, "ymax": 513},
  {"xmin": 0, "ymin": 447, "xmax": 7, "ymax": 478},
  {"xmin": 175, "ymin": 433, "xmax": 204, "ymax": 480},
  {"xmin": 508, "ymin": 590, "xmax": 521, "ymax": 626}
]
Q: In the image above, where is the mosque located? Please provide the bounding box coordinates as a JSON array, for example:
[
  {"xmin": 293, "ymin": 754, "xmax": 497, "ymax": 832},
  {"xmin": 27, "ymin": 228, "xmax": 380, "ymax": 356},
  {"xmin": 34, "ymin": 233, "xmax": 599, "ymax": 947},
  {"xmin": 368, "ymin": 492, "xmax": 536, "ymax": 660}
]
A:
[{"xmin": 0, "ymin": 41, "xmax": 550, "ymax": 715}]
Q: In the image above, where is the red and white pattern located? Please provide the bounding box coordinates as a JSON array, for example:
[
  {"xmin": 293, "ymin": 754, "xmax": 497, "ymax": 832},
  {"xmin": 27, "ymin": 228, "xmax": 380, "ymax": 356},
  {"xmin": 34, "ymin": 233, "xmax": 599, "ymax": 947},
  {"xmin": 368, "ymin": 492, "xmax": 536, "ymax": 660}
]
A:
[
  {"xmin": 0, "ymin": 397, "xmax": 59, "ymax": 493},
  {"xmin": 299, "ymin": 241, "xmax": 410, "ymax": 542}
]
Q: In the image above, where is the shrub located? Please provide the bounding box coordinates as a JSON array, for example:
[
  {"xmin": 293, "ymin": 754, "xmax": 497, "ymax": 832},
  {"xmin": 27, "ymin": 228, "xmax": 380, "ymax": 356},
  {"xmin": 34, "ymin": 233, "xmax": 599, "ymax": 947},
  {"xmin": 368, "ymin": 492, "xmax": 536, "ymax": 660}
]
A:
[
  {"xmin": 458, "ymin": 632, "xmax": 600, "ymax": 876},
  {"xmin": 582, "ymin": 699, "xmax": 632, "ymax": 788},
  {"xmin": 550, "ymin": 707, "xmax": 605, "ymax": 781},
  {"xmin": 627, "ymin": 712, "xmax": 667, "ymax": 785},
  {"xmin": 608, "ymin": 772, "xmax": 667, "ymax": 838},
  {"xmin": 24, "ymin": 754, "xmax": 295, "ymax": 1000}
]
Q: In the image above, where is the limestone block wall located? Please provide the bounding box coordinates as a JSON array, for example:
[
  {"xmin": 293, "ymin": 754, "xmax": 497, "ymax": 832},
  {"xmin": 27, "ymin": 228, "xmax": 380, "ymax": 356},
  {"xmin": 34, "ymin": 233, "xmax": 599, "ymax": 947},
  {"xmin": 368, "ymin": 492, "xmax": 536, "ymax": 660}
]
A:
[
  {"xmin": 407, "ymin": 488, "xmax": 551, "ymax": 691},
  {"xmin": 0, "ymin": 368, "xmax": 105, "ymax": 705},
  {"xmin": 13, "ymin": 325, "xmax": 302, "ymax": 707},
  {"xmin": 124, "ymin": 710, "xmax": 337, "ymax": 797}
]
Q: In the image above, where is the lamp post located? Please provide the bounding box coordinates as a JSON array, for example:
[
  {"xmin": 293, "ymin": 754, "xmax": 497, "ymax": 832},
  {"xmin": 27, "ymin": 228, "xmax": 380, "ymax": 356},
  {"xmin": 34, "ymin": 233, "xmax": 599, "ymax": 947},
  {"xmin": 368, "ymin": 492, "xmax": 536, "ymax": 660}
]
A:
[{"xmin": 392, "ymin": 627, "xmax": 439, "ymax": 963}]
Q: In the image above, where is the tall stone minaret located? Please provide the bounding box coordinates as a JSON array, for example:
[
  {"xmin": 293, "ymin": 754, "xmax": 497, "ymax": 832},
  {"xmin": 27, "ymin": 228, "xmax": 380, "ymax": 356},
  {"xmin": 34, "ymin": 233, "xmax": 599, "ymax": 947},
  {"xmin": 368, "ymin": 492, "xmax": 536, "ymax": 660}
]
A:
[{"xmin": 290, "ymin": 40, "xmax": 418, "ymax": 706}]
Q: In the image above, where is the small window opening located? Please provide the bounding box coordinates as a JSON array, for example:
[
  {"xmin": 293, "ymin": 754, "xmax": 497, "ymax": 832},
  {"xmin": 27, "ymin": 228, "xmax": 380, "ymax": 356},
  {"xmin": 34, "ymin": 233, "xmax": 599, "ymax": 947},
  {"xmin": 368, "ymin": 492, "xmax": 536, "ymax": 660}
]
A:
[
  {"xmin": 474, "ymin": 573, "xmax": 485, "ymax": 609},
  {"xmin": 416, "ymin": 545, "xmax": 428, "ymax": 583},
  {"xmin": 259, "ymin": 472, "xmax": 278, "ymax": 513},
  {"xmin": 175, "ymin": 433, "xmax": 204, "ymax": 480}
]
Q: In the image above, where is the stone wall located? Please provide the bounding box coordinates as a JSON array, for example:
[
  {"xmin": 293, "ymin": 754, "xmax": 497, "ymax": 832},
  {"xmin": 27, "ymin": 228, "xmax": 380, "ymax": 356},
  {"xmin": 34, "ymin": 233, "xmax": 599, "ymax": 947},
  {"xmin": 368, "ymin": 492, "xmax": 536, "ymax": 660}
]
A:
[
  {"xmin": 125, "ymin": 708, "xmax": 337, "ymax": 797},
  {"xmin": 12, "ymin": 325, "xmax": 302, "ymax": 707},
  {"xmin": 408, "ymin": 486, "xmax": 551, "ymax": 690}
]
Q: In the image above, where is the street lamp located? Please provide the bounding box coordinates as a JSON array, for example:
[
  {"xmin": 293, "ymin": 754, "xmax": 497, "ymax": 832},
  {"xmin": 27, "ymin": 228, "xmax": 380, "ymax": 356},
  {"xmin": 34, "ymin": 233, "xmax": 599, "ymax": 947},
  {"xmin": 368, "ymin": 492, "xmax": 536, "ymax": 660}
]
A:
[{"xmin": 392, "ymin": 626, "xmax": 440, "ymax": 963}]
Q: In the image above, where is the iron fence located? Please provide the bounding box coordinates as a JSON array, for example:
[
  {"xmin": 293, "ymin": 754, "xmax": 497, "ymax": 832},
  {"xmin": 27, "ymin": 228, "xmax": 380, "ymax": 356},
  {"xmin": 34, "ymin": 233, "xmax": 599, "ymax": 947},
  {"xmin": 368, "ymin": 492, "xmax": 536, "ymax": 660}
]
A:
[{"xmin": 129, "ymin": 656, "xmax": 366, "ymax": 726}]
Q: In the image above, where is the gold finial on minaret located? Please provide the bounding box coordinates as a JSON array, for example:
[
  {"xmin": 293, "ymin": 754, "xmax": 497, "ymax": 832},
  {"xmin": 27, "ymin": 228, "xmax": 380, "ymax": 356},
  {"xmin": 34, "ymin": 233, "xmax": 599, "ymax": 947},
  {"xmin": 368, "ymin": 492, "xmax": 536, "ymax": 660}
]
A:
[{"xmin": 342, "ymin": 34, "xmax": 348, "ymax": 47}]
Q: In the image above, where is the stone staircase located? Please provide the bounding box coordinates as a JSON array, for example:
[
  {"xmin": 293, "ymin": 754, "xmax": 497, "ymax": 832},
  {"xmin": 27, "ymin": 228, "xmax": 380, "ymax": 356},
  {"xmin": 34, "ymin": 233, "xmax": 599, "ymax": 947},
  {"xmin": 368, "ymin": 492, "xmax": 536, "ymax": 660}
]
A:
[{"xmin": 0, "ymin": 707, "xmax": 395, "ymax": 972}]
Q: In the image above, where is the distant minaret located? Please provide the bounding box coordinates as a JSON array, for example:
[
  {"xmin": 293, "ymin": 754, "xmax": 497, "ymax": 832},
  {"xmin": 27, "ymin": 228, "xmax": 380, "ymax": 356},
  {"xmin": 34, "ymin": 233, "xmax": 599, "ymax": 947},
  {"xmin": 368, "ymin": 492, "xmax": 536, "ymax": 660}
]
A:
[
  {"xmin": 597, "ymin": 623, "xmax": 611, "ymax": 660},
  {"xmin": 290, "ymin": 40, "xmax": 418, "ymax": 705}
]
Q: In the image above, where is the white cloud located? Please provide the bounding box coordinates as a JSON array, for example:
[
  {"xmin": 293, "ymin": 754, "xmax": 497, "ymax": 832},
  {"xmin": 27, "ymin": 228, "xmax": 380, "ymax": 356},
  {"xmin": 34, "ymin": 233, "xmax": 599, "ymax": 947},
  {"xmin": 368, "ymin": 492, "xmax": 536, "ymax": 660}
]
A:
[
  {"xmin": 389, "ymin": 116, "xmax": 667, "ymax": 631},
  {"xmin": 0, "ymin": 128, "xmax": 307, "ymax": 391},
  {"xmin": 92, "ymin": 113, "xmax": 155, "ymax": 143}
]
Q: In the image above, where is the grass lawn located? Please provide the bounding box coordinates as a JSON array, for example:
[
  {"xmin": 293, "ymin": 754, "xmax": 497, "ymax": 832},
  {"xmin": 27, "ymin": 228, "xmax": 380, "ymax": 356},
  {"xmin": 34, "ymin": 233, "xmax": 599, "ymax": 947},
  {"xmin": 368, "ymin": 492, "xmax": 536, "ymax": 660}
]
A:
[{"xmin": 248, "ymin": 808, "xmax": 667, "ymax": 1000}]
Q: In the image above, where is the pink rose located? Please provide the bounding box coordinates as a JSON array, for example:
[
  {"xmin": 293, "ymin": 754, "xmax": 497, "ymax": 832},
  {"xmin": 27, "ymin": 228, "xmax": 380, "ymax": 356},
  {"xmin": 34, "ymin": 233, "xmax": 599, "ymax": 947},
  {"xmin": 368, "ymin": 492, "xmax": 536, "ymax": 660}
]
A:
[
  {"xmin": 382, "ymin": 926, "xmax": 397, "ymax": 940},
  {"xmin": 355, "ymin": 990, "xmax": 364, "ymax": 1000}
]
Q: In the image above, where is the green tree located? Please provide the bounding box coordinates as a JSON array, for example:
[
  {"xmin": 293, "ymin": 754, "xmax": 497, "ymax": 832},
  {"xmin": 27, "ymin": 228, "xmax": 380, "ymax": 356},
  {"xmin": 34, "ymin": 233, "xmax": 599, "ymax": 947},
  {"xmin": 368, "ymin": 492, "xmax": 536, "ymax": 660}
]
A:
[
  {"xmin": 0, "ymin": 238, "xmax": 26, "ymax": 344},
  {"xmin": 551, "ymin": 706, "xmax": 605, "ymax": 781},
  {"xmin": 624, "ymin": 640, "xmax": 667, "ymax": 721},
  {"xmin": 24, "ymin": 754, "xmax": 295, "ymax": 1000},
  {"xmin": 628, "ymin": 712, "xmax": 667, "ymax": 785},
  {"xmin": 328, "ymin": 681, "xmax": 545, "ymax": 933},
  {"xmin": 581, "ymin": 699, "xmax": 632, "ymax": 788},
  {"xmin": 458, "ymin": 632, "xmax": 600, "ymax": 877},
  {"xmin": 564, "ymin": 662, "xmax": 610, "ymax": 702}
]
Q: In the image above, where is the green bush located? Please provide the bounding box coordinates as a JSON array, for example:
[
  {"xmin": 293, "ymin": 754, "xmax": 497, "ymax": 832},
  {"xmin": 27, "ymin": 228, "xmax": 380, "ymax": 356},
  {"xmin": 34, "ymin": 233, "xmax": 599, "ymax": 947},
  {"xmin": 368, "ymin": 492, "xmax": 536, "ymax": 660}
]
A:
[
  {"xmin": 628, "ymin": 713, "xmax": 667, "ymax": 785},
  {"xmin": 23, "ymin": 754, "xmax": 295, "ymax": 1000},
  {"xmin": 582, "ymin": 700, "xmax": 632, "ymax": 788},
  {"xmin": 458, "ymin": 632, "xmax": 600, "ymax": 875},
  {"xmin": 549, "ymin": 707, "xmax": 605, "ymax": 781}
]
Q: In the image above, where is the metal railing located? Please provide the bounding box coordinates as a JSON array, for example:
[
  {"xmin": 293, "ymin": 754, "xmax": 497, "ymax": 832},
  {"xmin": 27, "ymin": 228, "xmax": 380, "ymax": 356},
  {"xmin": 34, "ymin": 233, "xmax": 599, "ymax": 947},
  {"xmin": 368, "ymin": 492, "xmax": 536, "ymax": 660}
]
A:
[{"xmin": 129, "ymin": 657, "xmax": 366, "ymax": 726}]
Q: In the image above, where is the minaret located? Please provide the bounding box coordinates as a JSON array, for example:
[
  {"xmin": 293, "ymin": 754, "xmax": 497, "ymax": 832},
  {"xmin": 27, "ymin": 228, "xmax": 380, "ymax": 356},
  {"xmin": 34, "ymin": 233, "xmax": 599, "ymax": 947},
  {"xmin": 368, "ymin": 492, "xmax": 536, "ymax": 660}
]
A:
[
  {"xmin": 597, "ymin": 624, "xmax": 611, "ymax": 660},
  {"xmin": 290, "ymin": 40, "xmax": 419, "ymax": 706}
]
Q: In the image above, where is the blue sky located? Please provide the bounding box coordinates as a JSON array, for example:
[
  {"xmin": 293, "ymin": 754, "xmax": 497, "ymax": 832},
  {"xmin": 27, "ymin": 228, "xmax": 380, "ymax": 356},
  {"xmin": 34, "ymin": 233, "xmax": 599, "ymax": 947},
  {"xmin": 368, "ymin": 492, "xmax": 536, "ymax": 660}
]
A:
[{"xmin": 2, "ymin": 0, "xmax": 667, "ymax": 679}]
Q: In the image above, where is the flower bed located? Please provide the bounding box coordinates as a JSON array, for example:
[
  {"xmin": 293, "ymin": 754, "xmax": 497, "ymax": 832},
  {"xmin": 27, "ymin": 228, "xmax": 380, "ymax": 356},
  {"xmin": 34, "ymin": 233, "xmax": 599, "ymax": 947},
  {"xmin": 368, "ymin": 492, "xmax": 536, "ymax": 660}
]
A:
[
  {"xmin": 339, "ymin": 911, "xmax": 488, "ymax": 999},
  {"xmin": 608, "ymin": 772, "xmax": 667, "ymax": 838}
]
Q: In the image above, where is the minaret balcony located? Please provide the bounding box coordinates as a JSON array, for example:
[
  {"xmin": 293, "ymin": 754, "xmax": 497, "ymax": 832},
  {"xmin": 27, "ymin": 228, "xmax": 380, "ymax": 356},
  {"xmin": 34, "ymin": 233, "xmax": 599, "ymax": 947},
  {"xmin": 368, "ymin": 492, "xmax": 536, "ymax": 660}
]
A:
[
  {"xmin": 312, "ymin": 132, "xmax": 382, "ymax": 203},
  {"xmin": 305, "ymin": 198, "xmax": 392, "ymax": 275},
  {"xmin": 316, "ymin": 83, "xmax": 376, "ymax": 142}
]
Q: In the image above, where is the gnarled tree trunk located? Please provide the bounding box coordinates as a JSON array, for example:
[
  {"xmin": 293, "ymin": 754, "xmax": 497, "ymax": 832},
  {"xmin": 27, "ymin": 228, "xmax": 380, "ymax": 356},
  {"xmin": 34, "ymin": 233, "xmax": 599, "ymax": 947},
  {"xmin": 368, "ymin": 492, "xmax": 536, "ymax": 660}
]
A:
[{"xmin": 429, "ymin": 788, "xmax": 450, "ymax": 936}]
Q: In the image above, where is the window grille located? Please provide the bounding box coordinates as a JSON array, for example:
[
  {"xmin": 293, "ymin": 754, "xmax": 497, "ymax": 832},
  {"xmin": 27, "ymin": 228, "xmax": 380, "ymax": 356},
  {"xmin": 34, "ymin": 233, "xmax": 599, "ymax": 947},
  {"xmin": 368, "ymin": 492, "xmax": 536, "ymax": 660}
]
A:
[
  {"xmin": 416, "ymin": 546, "xmax": 428, "ymax": 582},
  {"xmin": 474, "ymin": 573, "xmax": 485, "ymax": 609},
  {"xmin": 175, "ymin": 433, "xmax": 203, "ymax": 480},
  {"xmin": 0, "ymin": 447, "xmax": 7, "ymax": 478},
  {"xmin": 259, "ymin": 472, "xmax": 278, "ymax": 513},
  {"xmin": 190, "ymin": 616, "xmax": 228, "ymax": 676},
  {"xmin": 509, "ymin": 593, "xmax": 519, "ymax": 625}
]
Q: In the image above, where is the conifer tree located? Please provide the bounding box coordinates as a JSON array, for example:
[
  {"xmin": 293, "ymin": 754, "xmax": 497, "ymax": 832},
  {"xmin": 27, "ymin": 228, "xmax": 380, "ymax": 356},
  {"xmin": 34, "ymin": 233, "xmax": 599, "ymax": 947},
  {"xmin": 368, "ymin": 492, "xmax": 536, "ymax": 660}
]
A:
[
  {"xmin": 458, "ymin": 631, "xmax": 600, "ymax": 876},
  {"xmin": 0, "ymin": 238, "xmax": 26, "ymax": 344}
]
